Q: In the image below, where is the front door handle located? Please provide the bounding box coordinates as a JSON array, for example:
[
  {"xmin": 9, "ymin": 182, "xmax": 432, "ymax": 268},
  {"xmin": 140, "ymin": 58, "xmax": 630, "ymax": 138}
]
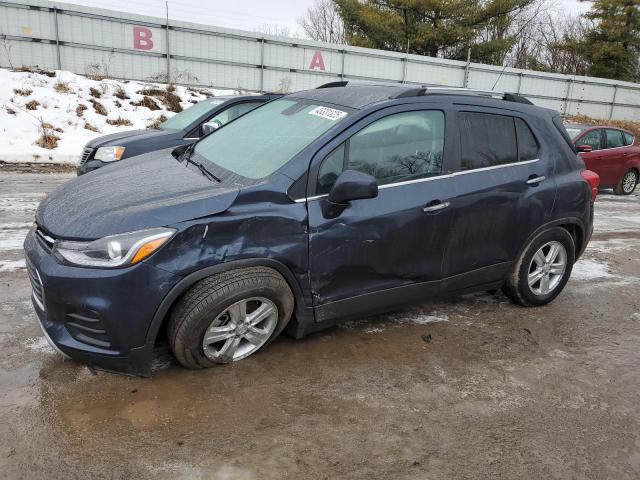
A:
[
  {"xmin": 526, "ymin": 175, "xmax": 546, "ymax": 185},
  {"xmin": 423, "ymin": 201, "xmax": 450, "ymax": 213}
]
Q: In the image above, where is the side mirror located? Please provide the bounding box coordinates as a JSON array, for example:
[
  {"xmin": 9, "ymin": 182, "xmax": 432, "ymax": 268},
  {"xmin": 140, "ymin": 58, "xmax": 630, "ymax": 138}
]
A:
[
  {"xmin": 577, "ymin": 144, "xmax": 593, "ymax": 153},
  {"xmin": 328, "ymin": 170, "xmax": 378, "ymax": 205},
  {"xmin": 202, "ymin": 119, "xmax": 223, "ymax": 136}
]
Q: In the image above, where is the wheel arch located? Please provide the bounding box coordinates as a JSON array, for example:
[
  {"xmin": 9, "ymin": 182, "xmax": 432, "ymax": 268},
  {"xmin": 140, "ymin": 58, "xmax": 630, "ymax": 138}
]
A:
[
  {"xmin": 145, "ymin": 259, "xmax": 311, "ymax": 349},
  {"xmin": 517, "ymin": 218, "xmax": 588, "ymax": 263}
]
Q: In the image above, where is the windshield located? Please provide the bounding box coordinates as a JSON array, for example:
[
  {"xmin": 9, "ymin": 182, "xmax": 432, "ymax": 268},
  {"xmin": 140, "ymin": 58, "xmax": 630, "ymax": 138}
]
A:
[
  {"xmin": 194, "ymin": 98, "xmax": 352, "ymax": 179},
  {"xmin": 160, "ymin": 98, "xmax": 225, "ymax": 130},
  {"xmin": 565, "ymin": 126, "xmax": 585, "ymax": 140}
]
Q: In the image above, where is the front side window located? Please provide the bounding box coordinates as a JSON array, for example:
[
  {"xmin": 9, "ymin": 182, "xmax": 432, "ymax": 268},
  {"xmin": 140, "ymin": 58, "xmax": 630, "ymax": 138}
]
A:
[
  {"xmin": 565, "ymin": 127, "xmax": 585, "ymax": 140},
  {"xmin": 459, "ymin": 112, "xmax": 517, "ymax": 170},
  {"xmin": 317, "ymin": 110, "xmax": 445, "ymax": 194},
  {"xmin": 195, "ymin": 99, "xmax": 351, "ymax": 180},
  {"xmin": 605, "ymin": 129, "xmax": 625, "ymax": 149},
  {"xmin": 160, "ymin": 99, "xmax": 225, "ymax": 130},
  {"xmin": 578, "ymin": 130, "xmax": 603, "ymax": 151},
  {"xmin": 207, "ymin": 101, "xmax": 264, "ymax": 127}
]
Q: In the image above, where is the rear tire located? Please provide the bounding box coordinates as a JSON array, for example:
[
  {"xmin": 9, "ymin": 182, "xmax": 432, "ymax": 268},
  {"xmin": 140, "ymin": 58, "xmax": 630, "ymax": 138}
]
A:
[
  {"xmin": 614, "ymin": 169, "xmax": 638, "ymax": 195},
  {"xmin": 167, "ymin": 267, "xmax": 294, "ymax": 369},
  {"xmin": 502, "ymin": 228, "xmax": 575, "ymax": 307}
]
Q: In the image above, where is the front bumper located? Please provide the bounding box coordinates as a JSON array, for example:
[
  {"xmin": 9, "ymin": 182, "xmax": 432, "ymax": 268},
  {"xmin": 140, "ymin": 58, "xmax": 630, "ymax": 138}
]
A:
[
  {"xmin": 23, "ymin": 229, "xmax": 181, "ymax": 376},
  {"xmin": 77, "ymin": 159, "xmax": 109, "ymax": 176}
]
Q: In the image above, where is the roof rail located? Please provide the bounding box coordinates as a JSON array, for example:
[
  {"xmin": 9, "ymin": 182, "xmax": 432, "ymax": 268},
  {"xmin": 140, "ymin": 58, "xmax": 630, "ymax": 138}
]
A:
[{"xmin": 315, "ymin": 81, "xmax": 534, "ymax": 105}]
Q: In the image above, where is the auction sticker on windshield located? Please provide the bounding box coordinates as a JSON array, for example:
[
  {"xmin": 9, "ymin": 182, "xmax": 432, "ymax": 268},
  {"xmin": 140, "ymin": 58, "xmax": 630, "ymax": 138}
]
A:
[{"xmin": 309, "ymin": 106, "xmax": 347, "ymax": 121}]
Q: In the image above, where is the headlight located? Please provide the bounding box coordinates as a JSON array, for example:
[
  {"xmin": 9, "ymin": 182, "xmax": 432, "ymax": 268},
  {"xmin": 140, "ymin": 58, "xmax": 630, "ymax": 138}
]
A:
[
  {"xmin": 54, "ymin": 228, "xmax": 175, "ymax": 268},
  {"xmin": 94, "ymin": 146, "xmax": 126, "ymax": 162}
]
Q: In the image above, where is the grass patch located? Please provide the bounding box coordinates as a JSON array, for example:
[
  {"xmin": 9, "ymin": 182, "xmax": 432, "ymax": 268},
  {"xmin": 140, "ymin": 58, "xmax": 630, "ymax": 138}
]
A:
[
  {"xmin": 12, "ymin": 66, "xmax": 55, "ymax": 77},
  {"xmin": 89, "ymin": 87, "xmax": 101, "ymax": 98},
  {"xmin": 84, "ymin": 122, "xmax": 100, "ymax": 132},
  {"xmin": 76, "ymin": 104, "xmax": 87, "ymax": 117},
  {"xmin": 132, "ymin": 95, "xmax": 160, "ymax": 110},
  {"xmin": 147, "ymin": 114, "xmax": 168, "ymax": 129},
  {"xmin": 5, "ymin": 107, "xmax": 16, "ymax": 115},
  {"xmin": 13, "ymin": 88, "xmax": 32, "ymax": 96},
  {"xmin": 41, "ymin": 122, "xmax": 63, "ymax": 133},
  {"xmin": 136, "ymin": 87, "xmax": 183, "ymax": 113},
  {"xmin": 106, "ymin": 116, "xmax": 133, "ymax": 126},
  {"xmin": 114, "ymin": 86, "xmax": 130, "ymax": 100},
  {"xmin": 25, "ymin": 99, "xmax": 40, "ymax": 110},
  {"xmin": 89, "ymin": 98, "xmax": 107, "ymax": 116},
  {"xmin": 54, "ymin": 81, "xmax": 70, "ymax": 94}
]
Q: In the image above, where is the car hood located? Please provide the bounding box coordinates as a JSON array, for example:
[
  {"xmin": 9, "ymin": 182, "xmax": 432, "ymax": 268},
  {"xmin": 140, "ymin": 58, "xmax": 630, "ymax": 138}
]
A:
[
  {"xmin": 36, "ymin": 149, "xmax": 239, "ymax": 239},
  {"xmin": 85, "ymin": 128, "xmax": 178, "ymax": 148}
]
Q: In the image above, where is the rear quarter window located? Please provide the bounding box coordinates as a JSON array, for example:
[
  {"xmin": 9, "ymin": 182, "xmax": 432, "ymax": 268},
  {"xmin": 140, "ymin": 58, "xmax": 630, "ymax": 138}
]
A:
[{"xmin": 459, "ymin": 112, "xmax": 518, "ymax": 170}]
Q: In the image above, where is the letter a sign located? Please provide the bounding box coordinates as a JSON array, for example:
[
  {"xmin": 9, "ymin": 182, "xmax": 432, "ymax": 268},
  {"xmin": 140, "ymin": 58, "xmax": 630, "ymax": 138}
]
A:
[{"xmin": 308, "ymin": 51, "xmax": 326, "ymax": 71}]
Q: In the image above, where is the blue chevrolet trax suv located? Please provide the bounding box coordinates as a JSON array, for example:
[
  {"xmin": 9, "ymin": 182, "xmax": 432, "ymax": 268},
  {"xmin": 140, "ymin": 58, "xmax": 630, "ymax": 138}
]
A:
[{"xmin": 24, "ymin": 83, "xmax": 599, "ymax": 375}]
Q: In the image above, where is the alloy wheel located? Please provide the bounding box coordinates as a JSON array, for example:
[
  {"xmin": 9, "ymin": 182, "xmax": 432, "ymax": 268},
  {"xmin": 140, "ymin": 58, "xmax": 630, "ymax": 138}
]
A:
[
  {"xmin": 622, "ymin": 171, "xmax": 637, "ymax": 194},
  {"xmin": 527, "ymin": 241, "xmax": 567, "ymax": 296},
  {"xmin": 202, "ymin": 297, "xmax": 278, "ymax": 362}
]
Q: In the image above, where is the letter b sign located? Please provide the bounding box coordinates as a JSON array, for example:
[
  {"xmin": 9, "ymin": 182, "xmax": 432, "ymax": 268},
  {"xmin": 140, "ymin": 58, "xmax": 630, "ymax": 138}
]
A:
[{"xmin": 133, "ymin": 26, "xmax": 158, "ymax": 51}]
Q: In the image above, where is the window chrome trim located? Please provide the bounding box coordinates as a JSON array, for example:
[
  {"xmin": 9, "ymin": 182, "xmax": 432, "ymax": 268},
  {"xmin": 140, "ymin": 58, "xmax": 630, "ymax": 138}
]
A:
[{"xmin": 294, "ymin": 158, "xmax": 540, "ymax": 203}]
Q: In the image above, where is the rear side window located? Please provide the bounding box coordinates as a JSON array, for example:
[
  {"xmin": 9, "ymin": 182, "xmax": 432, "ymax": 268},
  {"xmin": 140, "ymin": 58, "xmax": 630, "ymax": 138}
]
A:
[
  {"xmin": 459, "ymin": 112, "xmax": 517, "ymax": 170},
  {"xmin": 317, "ymin": 110, "xmax": 445, "ymax": 193},
  {"xmin": 578, "ymin": 130, "xmax": 603, "ymax": 151},
  {"xmin": 606, "ymin": 129, "xmax": 625, "ymax": 148},
  {"xmin": 623, "ymin": 132, "xmax": 635, "ymax": 145},
  {"xmin": 515, "ymin": 118, "xmax": 539, "ymax": 161}
]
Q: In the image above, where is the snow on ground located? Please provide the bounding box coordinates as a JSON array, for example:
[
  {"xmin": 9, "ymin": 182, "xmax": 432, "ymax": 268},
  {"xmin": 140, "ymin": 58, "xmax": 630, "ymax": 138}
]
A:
[
  {"xmin": 571, "ymin": 259, "xmax": 613, "ymax": 280},
  {"xmin": 0, "ymin": 68, "xmax": 236, "ymax": 164}
]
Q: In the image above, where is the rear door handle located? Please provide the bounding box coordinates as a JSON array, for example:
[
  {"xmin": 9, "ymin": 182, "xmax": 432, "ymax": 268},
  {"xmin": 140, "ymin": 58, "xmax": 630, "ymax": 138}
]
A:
[
  {"xmin": 423, "ymin": 201, "xmax": 450, "ymax": 213},
  {"xmin": 526, "ymin": 175, "xmax": 546, "ymax": 185}
]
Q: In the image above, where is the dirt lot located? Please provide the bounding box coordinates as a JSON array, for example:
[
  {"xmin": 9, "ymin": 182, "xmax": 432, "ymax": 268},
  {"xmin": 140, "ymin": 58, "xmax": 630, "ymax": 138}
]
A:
[{"xmin": 1, "ymin": 172, "xmax": 639, "ymax": 480}]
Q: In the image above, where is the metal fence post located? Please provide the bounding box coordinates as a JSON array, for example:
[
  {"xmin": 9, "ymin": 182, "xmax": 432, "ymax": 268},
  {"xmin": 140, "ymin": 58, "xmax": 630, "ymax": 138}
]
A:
[
  {"xmin": 341, "ymin": 49, "xmax": 346, "ymax": 79},
  {"xmin": 609, "ymin": 84, "xmax": 618, "ymax": 120},
  {"xmin": 463, "ymin": 48, "xmax": 471, "ymax": 88},
  {"xmin": 165, "ymin": 2, "xmax": 170, "ymax": 83},
  {"xmin": 259, "ymin": 38, "xmax": 265, "ymax": 92},
  {"xmin": 53, "ymin": 7, "xmax": 61, "ymax": 70},
  {"xmin": 563, "ymin": 79, "xmax": 573, "ymax": 115}
]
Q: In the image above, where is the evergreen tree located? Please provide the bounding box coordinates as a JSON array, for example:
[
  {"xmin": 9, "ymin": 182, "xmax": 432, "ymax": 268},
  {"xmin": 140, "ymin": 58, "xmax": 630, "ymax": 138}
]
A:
[
  {"xmin": 333, "ymin": 0, "xmax": 536, "ymax": 64},
  {"xmin": 579, "ymin": 0, "xmax": 640, "ymax": 81}
]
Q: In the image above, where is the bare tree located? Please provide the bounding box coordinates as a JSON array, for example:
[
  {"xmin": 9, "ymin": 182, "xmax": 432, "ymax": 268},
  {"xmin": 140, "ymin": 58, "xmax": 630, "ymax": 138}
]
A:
[
  {"xmin": 505, "ymin": 10, "xmax": 590, "ymax": 75},
  {"xmin": 299, "ymin": 0, "xmax": 346, "ymax": 44},
  {"xmin": 256, "ymin": 24, "xmax": 296, "ymax": 38}
]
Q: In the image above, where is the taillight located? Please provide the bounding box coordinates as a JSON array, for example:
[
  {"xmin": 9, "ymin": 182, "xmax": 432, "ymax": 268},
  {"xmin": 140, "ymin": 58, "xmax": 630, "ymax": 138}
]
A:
[{"xmin": 581, "ymin": 170, "xmax": 600, "ymax": 202}]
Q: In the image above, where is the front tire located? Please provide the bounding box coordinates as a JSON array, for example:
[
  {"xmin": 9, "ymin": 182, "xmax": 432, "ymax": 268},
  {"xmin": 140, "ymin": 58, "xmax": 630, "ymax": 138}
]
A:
[
  {"xmin": 502, "ymin": 228, "xmax": 575, "ymax": 307},
  {"xmin": 614, "ymin": 169, "xmax": 638, "ymax": 195},
  {"xmin": 167, "ymin": 267, "xmax": 294, "ymax": 369}
]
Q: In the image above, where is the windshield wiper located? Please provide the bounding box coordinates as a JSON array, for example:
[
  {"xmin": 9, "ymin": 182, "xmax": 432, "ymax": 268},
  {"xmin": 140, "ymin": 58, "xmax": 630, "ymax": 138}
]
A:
[{"xmin": 193, "ymin": 159, "xmax": 221, "ymax": 183}]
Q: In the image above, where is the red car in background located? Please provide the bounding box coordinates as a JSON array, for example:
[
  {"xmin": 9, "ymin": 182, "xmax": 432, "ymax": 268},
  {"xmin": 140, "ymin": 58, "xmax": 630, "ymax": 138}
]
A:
[{"xmin": 565, "ymin": 123, "xmax": 640, "ymax": 195}]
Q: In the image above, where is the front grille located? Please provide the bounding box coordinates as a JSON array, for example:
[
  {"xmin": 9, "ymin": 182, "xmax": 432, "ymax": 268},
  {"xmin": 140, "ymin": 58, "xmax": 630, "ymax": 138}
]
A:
[
  {"xmin": 65, "ymin": 310, "xmax": 114, "ymax": 349},
  {"xmin": 79, "ymin": 147, "xmax": 95, "ymax": 165},
  {"xmin": 26, "ymin": 257, "xmax": 45, "ymax": 311},
  {"xmin": 35, "ymin": 227, "xmax": 55, "ymax": 251}
]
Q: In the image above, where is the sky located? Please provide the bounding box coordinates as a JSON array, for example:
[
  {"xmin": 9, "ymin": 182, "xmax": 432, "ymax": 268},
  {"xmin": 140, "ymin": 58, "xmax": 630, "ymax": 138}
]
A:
[{"xmin": 57, "ymin": 0, "xmax": 593, "ymax": 35}]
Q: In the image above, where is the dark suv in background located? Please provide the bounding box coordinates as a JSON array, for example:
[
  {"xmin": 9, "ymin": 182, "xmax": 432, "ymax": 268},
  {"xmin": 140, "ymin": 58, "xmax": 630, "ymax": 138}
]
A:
[
  {"xmin": 25, "ymin": 83, "xmax": 598, "ymax": 375},
  {"xmin": 77, "ymin": 94, "xmax": 281, "ymax": 175}
]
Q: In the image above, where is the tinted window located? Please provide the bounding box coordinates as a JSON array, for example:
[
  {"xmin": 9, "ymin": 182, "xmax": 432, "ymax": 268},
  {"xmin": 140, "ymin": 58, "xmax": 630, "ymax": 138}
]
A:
[
  {"xmin": 195, "ymin": 99, "xmax": 351, "ymax": 180},
  {"xmin": 578, "ymin": 130, "xmax": 602, "ymax": 151},
  {"xmin": 623, "ymin": 132, "xmax": 635, "ymax": 145},
  {"xmin": 459, "ymin": 112, "xmax": 517, "ymax": 170},
  {"xmin": 160, "ymin": 99, "xmax": 225, "ymax": 130},
  {"xmin": 317, "ymin": 110, "xmax": 445, "ymax": 193},
  {"xmin": 515, "ymin": 118, "xmax": 539, "ymax": 161},
  {"xmin": 208, "ymin": 101, "xmax": 264, "ymax": 126},
  {"xmin": 606, "ymin": 129, "xmax": 625, "ymax": 148}
]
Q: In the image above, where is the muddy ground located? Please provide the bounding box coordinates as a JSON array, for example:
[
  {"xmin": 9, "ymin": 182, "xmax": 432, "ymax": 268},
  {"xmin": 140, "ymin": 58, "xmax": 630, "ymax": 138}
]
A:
[{"xmin": 1, "ymin": 172, "xmax": 639, "ymax": 480}]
